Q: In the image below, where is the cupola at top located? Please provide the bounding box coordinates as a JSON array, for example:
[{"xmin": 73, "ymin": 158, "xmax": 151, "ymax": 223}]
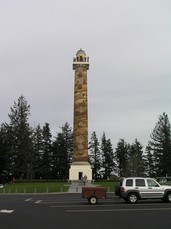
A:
[
  {"xmin": 76, "ymin": 49, "xmax": 86, "ymax": 57},
  {"xmin": 73, "ymin": 49, "xmax": 89, "ymax": 70}
]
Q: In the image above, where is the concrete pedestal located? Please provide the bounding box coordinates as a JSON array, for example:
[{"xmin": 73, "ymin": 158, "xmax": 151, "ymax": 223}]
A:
[{"xmin": 69, "ymin": 162, "xmax": 92, "ymax": 181}]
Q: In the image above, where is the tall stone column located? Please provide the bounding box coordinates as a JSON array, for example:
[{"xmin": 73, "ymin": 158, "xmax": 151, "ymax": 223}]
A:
[{"xmin": 69, "ymin": 49, "xmax": 92, "ymax": 181}]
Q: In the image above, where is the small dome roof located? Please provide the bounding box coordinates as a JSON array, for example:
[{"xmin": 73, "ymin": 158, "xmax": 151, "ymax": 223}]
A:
[{"xmin": 76, "ymin": 49, "xmax": 86, "ymax": 56}]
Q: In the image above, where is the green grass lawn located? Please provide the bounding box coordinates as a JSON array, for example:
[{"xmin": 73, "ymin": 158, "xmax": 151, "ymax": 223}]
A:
[
  {"xmin": 0, "ymin": 182, "xmax": 70, "ymax": 194},
  {"xmin": 0, "ymin": 180, "xmax": 118, "ymax": 194},
  {"xmin": 94, "ymin": 181, "xmax": 118, "ymax": 192}
]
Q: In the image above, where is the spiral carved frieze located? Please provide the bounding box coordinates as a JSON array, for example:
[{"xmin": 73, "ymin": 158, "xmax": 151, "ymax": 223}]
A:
[{"xmin": 73, "ymin": 66, "xmax": 88, "ymax": 162}]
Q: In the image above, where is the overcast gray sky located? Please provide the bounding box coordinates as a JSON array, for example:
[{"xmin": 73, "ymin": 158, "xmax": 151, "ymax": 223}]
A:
[{"xmin": 1, "ymin": 0, "xmax": 171, "ymax": 148}]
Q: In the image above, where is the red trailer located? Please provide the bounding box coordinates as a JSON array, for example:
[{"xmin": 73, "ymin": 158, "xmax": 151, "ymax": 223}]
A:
[{"xmin": 82, "ymin": 186, "xmax": 107, "ymax": 204}]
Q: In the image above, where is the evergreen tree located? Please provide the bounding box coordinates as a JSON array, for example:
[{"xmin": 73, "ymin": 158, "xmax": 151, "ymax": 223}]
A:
[
  {"xmin": 148, "ymin": 113, "xmax": 171, "ymax": 176},
  {"xmin": 41, "ymin": 123, "xmax": 52, "ymax": 179},
  {"xmin": 115, "ymin": 139, "xmax": 130, "ymax": 177},
  {"xmin": 145, "ymin": 144, "xmax": 156, "ymax": 177},
  {"xmin": 0, "ymin": 124, "xmax": 11, "ymax": 182},
  {"xmin": 0, "ymin": 128, "xmax": 5, "ymax": 177},
  {"xmin": 60, "ymin": 122, "xmax": 73, "ymax": 164},
  {"xmin": 52, "ymin": 123, "xmax": 73, "ymax": 179},
  {"xmin": 128, "ymin": 139, "xmax": 145, "ymax": 176},
  {"xmin": 33, "ymin": 124, "xmax": 44, "ymax": 179},
  {"xmin": 0, "ymin": 123, "xmax": 15, "ymax": 180},
  {"xmin": 7, "ymin": 95, "xmax": 34, "ymax": 179},
  {"xmin": 52, "ymin": 133, "xmax": 67, "ymax": 179},
  {"xmin": 89, "ymin": 131, "xmax": 101, "ymax": 180},
  {"xmin": 101, "ymin": 133, "xmax": 115, "ymax": 179}
]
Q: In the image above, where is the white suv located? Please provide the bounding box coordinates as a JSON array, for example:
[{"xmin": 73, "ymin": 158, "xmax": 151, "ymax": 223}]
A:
[{"xmin": 115, "ymin": 177, "xmax": 171, "ymax": 203}]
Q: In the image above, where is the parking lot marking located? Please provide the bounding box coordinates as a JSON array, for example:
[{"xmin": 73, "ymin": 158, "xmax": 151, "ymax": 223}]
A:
[
  {"xmin": 35, "ymin": 200, "xmax": 42, "ymax": 204},
  {"xmin": 0, "ymin": 210, "xmax": 14, "ymax": 214},
  {"xmin": 25, "ymin": 198, "xmax": 32, "ymax": 202},
  {"xmin": 66, "ymin": 207, "xmax": 171, "ymax": 213}
]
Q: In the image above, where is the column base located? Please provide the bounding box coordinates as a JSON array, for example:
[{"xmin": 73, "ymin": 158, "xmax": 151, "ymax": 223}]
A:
[{"xmin": 69, "ymin": 162, "xmax": 92, "ymax": 181}]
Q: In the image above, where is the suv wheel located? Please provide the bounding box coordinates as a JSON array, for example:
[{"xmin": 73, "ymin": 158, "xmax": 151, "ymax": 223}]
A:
[
  {"xmin": 127, "ymin": 193, "xmax": 138, "ymax": 203},
  {"xmin": 165, "ymin": 192, "xmax": 171, "ymax": 203}
]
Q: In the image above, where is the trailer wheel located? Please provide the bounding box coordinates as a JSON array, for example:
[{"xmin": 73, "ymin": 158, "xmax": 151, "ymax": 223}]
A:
[{"xmin": 89, "ymin": 196, "xmax": 98, "ymax": 205}]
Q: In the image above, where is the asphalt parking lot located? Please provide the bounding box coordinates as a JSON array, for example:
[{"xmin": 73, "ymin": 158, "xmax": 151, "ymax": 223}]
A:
[{"xmin": 0, "ymin": 193, "xmax": 171, "ymax": 229}]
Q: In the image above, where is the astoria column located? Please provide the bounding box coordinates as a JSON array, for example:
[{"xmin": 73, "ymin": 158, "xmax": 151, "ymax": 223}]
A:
[{"xmin": 69, "ymin": 49, "xmax": 92, "ymax": 181}]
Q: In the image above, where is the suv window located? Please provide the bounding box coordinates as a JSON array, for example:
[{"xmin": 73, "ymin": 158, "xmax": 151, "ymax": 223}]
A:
[
  {"xmin": 135, "ymin": 179, "xmax": 145, "ymax": 187},
  {"xmin": 147, "ymin": 179, "xmax": 159, "ymax": 187},
  {"xmin": 126, "ymin": 179, "xmax": 133, "ymax": 186}
]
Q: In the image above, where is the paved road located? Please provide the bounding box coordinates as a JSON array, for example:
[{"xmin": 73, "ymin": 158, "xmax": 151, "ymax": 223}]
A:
[{"xmin": 0, "ymin": 193, "xmax": 171, "ymax": 229}]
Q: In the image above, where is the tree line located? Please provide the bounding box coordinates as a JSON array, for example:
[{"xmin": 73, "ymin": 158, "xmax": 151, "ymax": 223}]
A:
[{"xmin": 0, "ymin": 95, "xmax": 171, "ymax": 182}]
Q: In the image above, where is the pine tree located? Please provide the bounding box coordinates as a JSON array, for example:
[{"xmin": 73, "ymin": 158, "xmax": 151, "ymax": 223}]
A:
[
  {"xmin": 41, "ymin": 123, "xmax": 52, "ymax": 179},
  {"xmin": 145, "ymin": 145, "xmax": 156, "ymax": 177},
  {"xmin": 89, "ymin": 131, "xmax": 101, "ymax": 180},
  {"xmin": 128, "ymin": 139, "xmax": 145, "ymax": 176},
  {"xmin": 0, "ymin": 123, "xmax": 15, "ymax": 180},
  {"xmin": 52, "ymin": 123, "xmax": 73, "ymax": 179},
  {"xmin": 33, "ymin": 124, "xmax": 44, "ymax": 179},
  {"xmin": 0, "ymin": 124, "xmax": 10, "ymax": 182},
  {"xmin": 115, "ymin": 139, "xmax": 130, "ymax": 177},
  {"xmin": 52, "ymin": 133, "xmax": 68, "ymax": 179},
  {"xmin": 7, "ymin": 95, "xmax": 34, "ymax": 179},
  {"xmin": 60, "ymin": 122, "xmax": 73, "ymax": 164},
  {"xmin": 101, "ymin": 133, "xmax": 115, "ymax": 179},
  {"xmin": 148, "ymin": 112, "xmax": 171, "ymax": 176}
]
